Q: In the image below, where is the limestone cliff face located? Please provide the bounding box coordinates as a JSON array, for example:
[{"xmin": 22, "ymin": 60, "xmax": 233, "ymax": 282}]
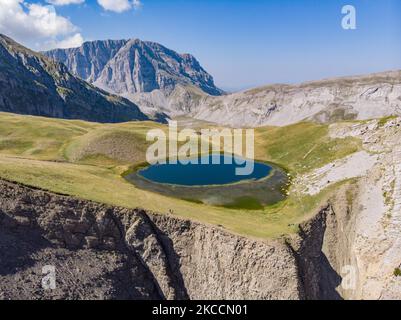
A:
[
  {"xmin": 43, "ymin": 40, "xmax": 127, "ymax": 84},
  {"xmin": 288, "ymin": 193, "xmax": 355, "ymax": 301},
  {"xmin": 0, "ymin": 34, "xmax": 148, "ymax": 123},
  {"xmin": 44, "ymin": 39, "xmax": 223, "ymax": 97},
  {"xmin": 1, "ymin": 178, "xmax": 390, "ymax": 300},
  {"xmin": 0, "ymin": 179, "xmax": 301, "ymax": 300},
  {"xmin": 133, "ymin": 71, "xmax": 401, "ymax": 127},
  {"xmin": 44, "ymin": 38, "xmax": 401, "ymax": 127},
  {"xmin": 151, "ymin": 215, "xmax": 301, "ymax": 300}
]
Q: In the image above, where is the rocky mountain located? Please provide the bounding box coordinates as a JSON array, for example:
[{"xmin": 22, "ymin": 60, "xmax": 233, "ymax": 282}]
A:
[
  {"xmin": 130, "ymin": 71, "xmax": 401, "ymax": 127},
  {"xmin": 0, "ymin": 179, "xmax": 345, "ymax": 300},
  {"xmin": 44, "ymin": 39, "xmax": 223, "ymax": 97},
  {"xmin": 44, "ymin": 37, "xmax": 401, "ymax": 128},
  {"xmin": 0, "ymin": 34, "xmax": 148, "ymax": 123},
  {"xmin": 44, "ymin": 40, "xmax": 127, "ymax": 84}
]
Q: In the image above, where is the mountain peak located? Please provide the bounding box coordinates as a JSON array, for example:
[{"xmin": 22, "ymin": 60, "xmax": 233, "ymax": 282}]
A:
[
  {"xmin": 0, "ymin": 33, "xmax": 15, "ymax": 42},
  {"xmin": 44, "ymin": 38, "xmax": 223, "ymax": 96},
  {"xmin": 0, "ymin": 35, "xmax": 148, "ymax": 123}
]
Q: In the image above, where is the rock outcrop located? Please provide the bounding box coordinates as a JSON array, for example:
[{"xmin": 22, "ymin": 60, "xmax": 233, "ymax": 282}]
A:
[
  {"xmin": 1, "ymin": 169, "xmax": 399, "ymax": 300},
  {"xmin": 292, "ymin": 118, "xmax": 401, "ymax": 300},
  {"xmin": 44, "ymin": 40, "xmax": 127, "ymax": 84},
  {"xmin": 327, "ymin": 119, "xmax": 401, "ymax": 299},
  {"xmin": 134, "ymin": 71, "xmax": 401, "ymax": 127},
  {"xmin": 44, "ymin": 39, "xmax": 223, "ymax": 97},
  {"xmin": 0, "ymin": 34, "xmax": 148, "ymax": 123},
  {"xmin": 0, "ymin": 179, "xmax": 321, "ymax": 300},
  {"xmin": 44, "ymin": 38, "xmax": 401, "ymax": 127}
]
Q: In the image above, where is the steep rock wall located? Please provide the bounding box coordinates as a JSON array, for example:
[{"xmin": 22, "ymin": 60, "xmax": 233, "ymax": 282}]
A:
[
  {"xmin": 0, "ymin": 179, "xmax": 302, "ymax": 300},
  {"xmin": 0, "ymin": 179, "xmax": 370, "ymax": 300}
]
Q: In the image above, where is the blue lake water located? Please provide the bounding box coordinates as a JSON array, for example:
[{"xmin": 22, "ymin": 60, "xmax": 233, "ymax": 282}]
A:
[{"xmin": 138, "ymin": 154, "xmax": 272, "ymax": 186}]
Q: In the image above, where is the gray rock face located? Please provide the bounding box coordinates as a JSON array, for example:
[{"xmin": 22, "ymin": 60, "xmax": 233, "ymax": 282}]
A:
[
  {"xmin": 0, "ymin": 34, "xmax": 148, "ymax": 123},
  {"xmin": 134, "ymin": 70, "xmax": 401, "ymax": 127},
  {"xmin": 44, "ymin": 40, "xmax": 127, "ymax": 83},
  {"xmin": 0, "ymin": 179, "xmax": 303, "ymax": 300},
  {"xmin": 44, "ymin": 37, "xmax": 401, "ymax": 127},
  {"xmin": 44, "ymin": 39, "xmax": 223, "ymax": 97},
  {"xmin": 1, "ymin": 178, "xmax": 363, "ymax": 300}
]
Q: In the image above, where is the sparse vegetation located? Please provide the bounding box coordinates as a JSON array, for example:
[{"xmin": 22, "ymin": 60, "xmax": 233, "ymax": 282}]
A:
[
  {"xmin": 255, "ymin": 122, "xmax": 361, "ymax": 175},
  {"xmin": 220, "ymin": 196, "xmax": 264, "ymax": 210},
  {"xmin": 346, "ymin": 189, "xmax": 354, "ymax": 208},
  {"xmin": 378, "ymin": 116, "xmax": 396, "ymax": 127},
  {"xmin": 56, "ymin": 86, "xmax": 73, "ymax": 97},
  {"xmin": 383, "ymin": 179, "xmax": 396, "ymax": 207}
]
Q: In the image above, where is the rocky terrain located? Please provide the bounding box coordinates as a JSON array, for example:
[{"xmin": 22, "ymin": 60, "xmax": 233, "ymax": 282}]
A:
[
  {"xmin": 294, "ymin": 117, "xmax": 401, "ymax": 299},
  {"xmin": 2, "ymin": 153, "xmax": 400, "ymax": 301},
  {"xmin": 0, "ymin": 179, "xmax": 300, "ymax": 300},
  {"xmin": 0, "ymin": 34, "xmax": 148, "ymax": 123},
  {"xmin": 1, "ymin": 34, "xmax": 401, "ymax": 300},
  {"xmin": 131, "ymin": 71, "xmax": 401, "ymax": 127},
  {"xmin": 201, "ymin": 71, "xmax": 401, "ymax": 127},
  {"xmin": 44, "ymin": 40, "xmax": 128, "ymax": 85},
  {"xmin": 43, "ymin": 38, "xmax": 401, "ymax": 127},
  {"xmin": 45, "ymin": 38, "xmax": 401, "ymax": 127},
  {"xmin": 44, "ymin": 39, "xmax": 223, "ymax": 98}
]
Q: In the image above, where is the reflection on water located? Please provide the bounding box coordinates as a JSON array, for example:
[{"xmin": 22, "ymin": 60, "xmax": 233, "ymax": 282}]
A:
[{"xmin": 139, "ymin": 154, "xmax": 270, "ymax": 186}]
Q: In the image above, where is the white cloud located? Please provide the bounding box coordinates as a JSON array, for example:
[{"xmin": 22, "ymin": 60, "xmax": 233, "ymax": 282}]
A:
[
  {"xmin": 97, "ymin": 0, "xmax": 142, "ymax": 13},
  {"xmin": 0, "ymin": 0, "xmax": 84, "ymax": 50},
  {"xmin": 44, "ymin": 33, "xmax": 84, "ymax": 50},
  {"xmin": 46, "ymin": 0, "xmax": 85, "ymax": 6},
  {"xmin": 133, "ymin": 0, "xmax": 142, "ymax": 10}
]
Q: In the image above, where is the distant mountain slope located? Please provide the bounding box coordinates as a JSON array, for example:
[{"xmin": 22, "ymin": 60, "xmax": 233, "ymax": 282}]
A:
[
  {"xmin": 43, "ymin": 40, "xmax": 127, "ymax": 84},
  {"xmin": 189, "ymin": 70, "xmax": 401, "ymax": 127},
  {"xmin": 116, "ymin": 71, "xmax": 401, "ymax": 127},
  {"xmin": 133, "ymin": 70, "xmax": 401, "ymax": 127},
  {"xmin": 0, "ymin": 34, "xmax": 148, "ymax": 123},
  {"xmin": 44, "ymin": 39, "xmax": 223, "ymax": 96},
  {"xmin": 44, "ymin": 38, "xmax": 401, "ymax": 127}
]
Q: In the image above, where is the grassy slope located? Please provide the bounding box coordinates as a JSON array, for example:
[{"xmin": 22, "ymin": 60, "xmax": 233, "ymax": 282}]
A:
[
  {"xmin": 0, "ymin": 112, "xmax": 361, "ymax": 238},
  {"xmin": 255, "ymin": 122, "xmax": 360, "ymax": 173}
]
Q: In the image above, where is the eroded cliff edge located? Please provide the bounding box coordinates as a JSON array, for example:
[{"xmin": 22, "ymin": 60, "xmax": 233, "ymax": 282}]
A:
[
  {"xmin": 0, "ymin": 179, "xmax": 360, "ymax": 300},
  {"xmin": 0, "ymin": 179, "xmax": 302, "ymax": 300}
]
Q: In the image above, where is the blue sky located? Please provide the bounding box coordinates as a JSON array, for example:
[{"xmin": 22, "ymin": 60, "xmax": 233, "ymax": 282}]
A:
[{"xmin": 1, "ymin": 0, "xmax": 400, "ymax": 90}]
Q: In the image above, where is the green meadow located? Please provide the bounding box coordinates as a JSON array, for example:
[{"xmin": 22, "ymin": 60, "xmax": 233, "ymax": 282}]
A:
[{"xmin": 0, "ymin": 112, "xmax": 361, "ymax": 239}]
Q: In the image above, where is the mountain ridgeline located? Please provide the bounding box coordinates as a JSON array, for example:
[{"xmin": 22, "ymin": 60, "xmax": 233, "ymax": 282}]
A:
[
  {"xmin": 0, "ymin": 34, "xmax": 148, "ymax": 123},
  {"xmin": 44, "ymin": 39, "xmax": 223, "ymax": 97},
  {"xmin": 2, "ymin": 33, "xmax": 400, "ymax": 127},
  {"xmin": 44, "ymin": 38, "xmax": 401, "ymax": 127}
]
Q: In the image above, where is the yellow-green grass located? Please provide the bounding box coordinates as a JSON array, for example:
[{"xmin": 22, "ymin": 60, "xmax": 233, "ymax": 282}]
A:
[
  {"xmin": 377, "ymin": 115, "xmax": 397, "ymax": 127},
  {"xmin": 0, "ymin": 112, "xmax": 362, "ymax": 239},
  {"xmin": 255, "ymin": 122, "xmax": 361, "ymax": 174},
  {"xmin": 0, "ymin": 113, "xmax": 95, "ymax": 160}
]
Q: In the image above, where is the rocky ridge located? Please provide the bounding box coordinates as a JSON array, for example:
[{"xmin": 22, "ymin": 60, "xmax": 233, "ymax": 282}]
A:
[
  {"xmin": 133, "ymin": 71, "xmax": 401, "ymax": 127},
  {"xmin": 294, "ymin": 117, "xmax": 401, "ymax": 299},
  {"xmin": 0, "ymin": 178, "xmax": 360, "ymax": 300},
  {"xmin": 0, "ymin": 179, "xmax": 300, "ymax": 300},
  {"xmin": 44, "ymin": 39, "xmax": 223, "ymax": 97},
  {"xmin": 0, "ymin": 34, "xmax": 148, "ymax": 123},
  {"xmin": 44, "ymin": 38, "xmax": 401, "ymax": 127}
]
